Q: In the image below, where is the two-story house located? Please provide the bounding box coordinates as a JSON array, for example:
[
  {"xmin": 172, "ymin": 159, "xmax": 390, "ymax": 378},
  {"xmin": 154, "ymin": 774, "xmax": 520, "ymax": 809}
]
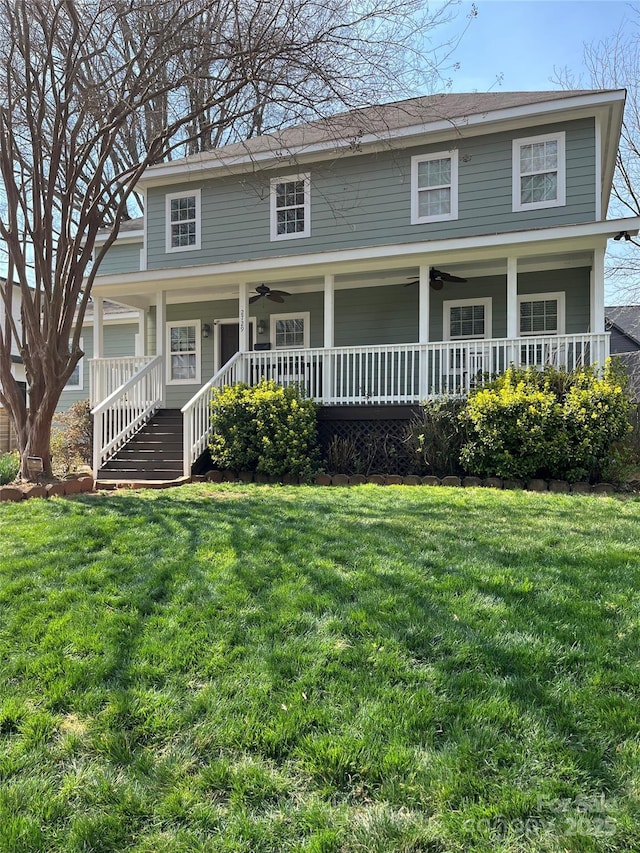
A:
[{"xmin": 88, "ymin": 89, "xmax": 640, "ymax": 481}]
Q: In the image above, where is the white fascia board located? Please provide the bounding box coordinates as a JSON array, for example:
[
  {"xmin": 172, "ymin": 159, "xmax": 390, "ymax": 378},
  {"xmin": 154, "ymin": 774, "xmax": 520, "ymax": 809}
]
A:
[
  {"xmin": 137, "ymin": 91, "xmax": 626, "ymax": 189},
  {"xmin": 90, "ymin": 216, "xmax": 640, "ymax": 296},
  {"xmin": 94, "ymin": 230, "xmax": 145, "ymax": 246}
]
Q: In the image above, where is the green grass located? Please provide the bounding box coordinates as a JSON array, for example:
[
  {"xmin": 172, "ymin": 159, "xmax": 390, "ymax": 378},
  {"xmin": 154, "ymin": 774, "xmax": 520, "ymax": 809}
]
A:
[{"xmin": 1, "ymin": 483, "xmax": 640, "ymax": 852}]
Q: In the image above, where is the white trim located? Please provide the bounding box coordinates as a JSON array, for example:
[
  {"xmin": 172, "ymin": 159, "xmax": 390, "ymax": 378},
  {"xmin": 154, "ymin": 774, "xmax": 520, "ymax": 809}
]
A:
[
  {"xmin": 165, "ymin": 189, "xmax": 201, "ymax": 253},
  {"xmin": 94, "ymin": 230, "xmax": 145, "ymax": 246},
  {"xmin": 63, "ymin": 337, "xmax": 84, "ymax": 391},
  {"xmin": 443, "ymin": 298, "xmax": 492, "ymax": 341},
  {"xmin": 595, "ymin": 116, "xmax": 602, "ymax": 221},
  {"xmin": 506, "ymin": 256, "xmax": 518, "ymax": 339},
  {"xmin": 270, "ymin": 312, "xmax": 311, "ymax": 349},
  {"xmin": 411, "ymin": 150, "xmax": 458, "ymax": 224},
  {"xmin": 513, "ymin": 131, "xmax": 566, "ymax": 212},
  {"xmin": 166, "ymin": 319, "xmax": 201, "ymax": 385},
  {"xmin": 141, "ymin": 186, "xmax": 148, "ymax": 271},
  {"xmin": 90, "ymin": 216, "xmax": 640, "ymax": 295},
  {"xmin": 517, "ymin": 291, "xmax": 566, "ymax": 336},
  {"xmin": 270, "ymin": 174, "xmax": 311, "ymax": 241},
  {"xmin": 590, "ymin": 248, "xmax": 605, "ymax": 333}
]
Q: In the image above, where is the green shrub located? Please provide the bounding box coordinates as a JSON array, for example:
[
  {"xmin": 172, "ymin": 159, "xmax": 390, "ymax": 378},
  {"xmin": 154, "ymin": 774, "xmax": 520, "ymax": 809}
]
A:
[
  {"xmin": 209, "ymin": 380, "xmax": 320, "ymax": 481},
  {"xmin": 51, "ymin": 399, "xmax": 93, "ymax": 476},
  {"xmin": 0, "ymin": 451, "xmax": 19, "ymax": 485},
  {"xmin": 460, "ymin": 363, "xmax": 633, "ymax": 482},
  {"xmin": 405, "ymin": 398, "xmax": 469, "ymax": 477}
]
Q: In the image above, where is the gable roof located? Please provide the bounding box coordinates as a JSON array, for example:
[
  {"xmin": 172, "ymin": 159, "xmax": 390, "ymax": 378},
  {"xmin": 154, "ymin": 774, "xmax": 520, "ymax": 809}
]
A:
[
  {"xmin": 139, "ymin": 88, "xmax": 625, "ymax": 188},
  {"xmin": 605, "ymin": 305, "xmax": 640, "ymax": 347}
]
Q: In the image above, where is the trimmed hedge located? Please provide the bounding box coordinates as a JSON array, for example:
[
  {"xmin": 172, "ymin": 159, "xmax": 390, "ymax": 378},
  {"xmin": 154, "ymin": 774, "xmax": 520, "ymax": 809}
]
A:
[
  {"xmin": 460, "ymin": 363, "xmax": 634, "ymax": 482},
  {"xmin": 209, "ymin": 380, "xmax": 320, "ymax": 481}
]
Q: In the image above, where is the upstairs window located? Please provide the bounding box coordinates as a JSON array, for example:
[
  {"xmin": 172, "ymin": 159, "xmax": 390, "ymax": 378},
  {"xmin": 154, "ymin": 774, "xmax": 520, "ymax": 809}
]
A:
[
  {"xmin": 518, "ymin": 292, "xmax": 565, "ymax": 335},
  {"xmin": 166, "ymin": 190, "xmax": 201, "ymax": 252},
  {"xmin": 513, "ymin": 132, "xmax": 566, "ymax": 211},
  {"xmin": 270, "ymin": 174, "xmax": 310, "ymax": 241},
  {"xmin": 411, "ymin": 151, "xmax": 458, "ymax": 224}
]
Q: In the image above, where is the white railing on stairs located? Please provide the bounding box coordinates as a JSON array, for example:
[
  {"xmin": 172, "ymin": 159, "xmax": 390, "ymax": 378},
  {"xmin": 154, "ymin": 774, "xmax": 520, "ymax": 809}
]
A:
[
  {"xmin": 181, "ymin": 352, "xmax": 243, "ymax": 477},
  {"xmin": 92, "ymin": 355, "xmax": 163, "ymax": 477},
  {"xmin": 90, "ymin": 356, "xmax": 155, "ymax": 407}
]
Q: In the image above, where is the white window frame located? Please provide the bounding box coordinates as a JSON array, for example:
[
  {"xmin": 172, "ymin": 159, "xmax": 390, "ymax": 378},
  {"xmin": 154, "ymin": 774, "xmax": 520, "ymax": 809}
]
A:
[
  {"xmin": 512, "ymin": 132, "xmax": 566, "ymax": 212},
  {"xmin": 165, "ymin": 189, "xmax": 201, "ymax": 253},
  {"xmin": 270, "ymin": 174, "xmax": 311, "ymax": 241},
  {"xmin": 411, "ymin": 150, "xmax": 459, "ymax": 225},
  {"xmin": 64, "ymin": 337, "xmax": 83, "ymax": 391},
  {"xmin": 443, "ymin": 298, "xmax": 492, "ymax": 341},
  {"xmin": 517, "ymin": 291, "xmax": 566, "ymax": 336},
  {"xmin": 166, "ymin": 320, "xmax": 201, "ymax": 385},
  {"xmin": 270, "ymin": 312, "xmax": 310, "ymax": 349}
]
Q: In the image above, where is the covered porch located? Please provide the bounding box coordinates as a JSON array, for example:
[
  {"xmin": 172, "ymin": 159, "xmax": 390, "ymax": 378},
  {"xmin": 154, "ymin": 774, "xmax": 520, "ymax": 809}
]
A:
[{"xmin": 87, "ymin": 220, "xmax": 631, "ymax": 479}]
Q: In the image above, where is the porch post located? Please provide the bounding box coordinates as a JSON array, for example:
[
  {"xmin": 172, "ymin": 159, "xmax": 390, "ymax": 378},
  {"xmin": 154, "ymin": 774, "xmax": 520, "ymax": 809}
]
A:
[
  {"xmin": 238, "ymin": 282, "xmax": 249, "ymax": 382},
  {"xmin": 418, "ymin": 264, "xmax": 430, "ymax": 398},
  {"xmin": 590, "ymin": 247, "xmax": 605, "ymax": 334},
  {"xmin": 156, "ymin": 290, "xmax": 166, "ymax": 405},
  {"xmin": 590, "ymin": 246, "xmax": 607, "ymax": 368},
  {"xmin": 93, "ymin": 297, "xmax": 105, "ymax": 403},
  {"xmin": 136, "ymin": 309, "xmax": 147, "ymax": 357},
  {"xmin": 323, "ymin": 274, "xmax": 334, "ymax": 403},
  {"xmin": 506, "ymin": 256, "xmax": 518, "ymax": 369}
]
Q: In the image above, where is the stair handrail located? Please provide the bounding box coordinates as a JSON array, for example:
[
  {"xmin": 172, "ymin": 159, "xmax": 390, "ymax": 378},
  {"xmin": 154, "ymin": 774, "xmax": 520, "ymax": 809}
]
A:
[
  {"xmin": 92, "ymin": 354, "xmax": 163, "ymax": 477},
  {"xmin": 181, "ymin": 351, "xmax": 244, "ymax": 477}
]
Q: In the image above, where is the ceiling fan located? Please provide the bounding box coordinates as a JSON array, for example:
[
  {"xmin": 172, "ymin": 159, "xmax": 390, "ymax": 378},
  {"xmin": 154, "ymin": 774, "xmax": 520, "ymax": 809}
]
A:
[
  {"xmin": 404, "ymin": 267, "xmax": 468, "ymax": 291},
  {"xmin": 249, "ymin": 283, "xmax": 291, "ymax": 304}
]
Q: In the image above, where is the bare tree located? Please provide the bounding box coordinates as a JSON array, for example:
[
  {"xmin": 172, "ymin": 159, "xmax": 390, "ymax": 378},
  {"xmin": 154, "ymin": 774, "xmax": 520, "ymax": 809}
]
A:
[
  {"xmin": 554, "ymin": 14, "xmax": 640, "ymax": 297},
  {"xmin": 0, "ymin": 0, "xmax": 467, "ymax": 479}
]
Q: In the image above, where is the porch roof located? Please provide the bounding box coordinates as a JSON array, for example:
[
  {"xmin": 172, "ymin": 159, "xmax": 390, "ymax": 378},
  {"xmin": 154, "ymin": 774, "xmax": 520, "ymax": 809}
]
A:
[{"xmin": 90, "ymin": 216, "xmax": 640, "ymax": 310}]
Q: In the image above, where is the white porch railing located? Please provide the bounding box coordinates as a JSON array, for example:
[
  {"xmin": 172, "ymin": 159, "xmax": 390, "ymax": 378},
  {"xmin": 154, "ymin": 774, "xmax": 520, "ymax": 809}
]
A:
[
  {"xmin": 91, "ymin": 355, "xmax": 163, "ymax": 477},
  {"xmin": 90, "ymin": 356, "xmax": 155, "ymax": 407},
  {"xmin": 243, "ymin": 332, "xmax": 610, "ymax": 403},
  {"xmin": 179, "ymin": 332, "xmax": 609, "ymax": 476},
  {"xmin": 181, "ymin": 352, "xmax": 243, "ymax": 477}
]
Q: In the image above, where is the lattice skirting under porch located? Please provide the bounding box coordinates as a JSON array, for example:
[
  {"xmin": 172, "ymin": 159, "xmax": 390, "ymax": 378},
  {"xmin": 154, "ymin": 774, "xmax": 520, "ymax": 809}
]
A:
[{"xmin": 317, "ymin": 405, "xmax": 420, "ymax": 476}]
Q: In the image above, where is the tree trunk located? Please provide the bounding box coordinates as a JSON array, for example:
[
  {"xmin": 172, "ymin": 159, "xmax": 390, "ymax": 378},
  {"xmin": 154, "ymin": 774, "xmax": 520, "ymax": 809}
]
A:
[{"xmin": 17, "ymin": 393, "xmax": 61, "ymax": 480}]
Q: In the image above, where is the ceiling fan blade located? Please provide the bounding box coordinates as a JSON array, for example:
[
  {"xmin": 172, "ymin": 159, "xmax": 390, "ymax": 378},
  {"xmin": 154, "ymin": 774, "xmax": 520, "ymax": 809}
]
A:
[
  {"xmin": 249, "ymin": 294, "xmax": 263, "ymax": 304},
  {"xmin": 432, "ymin": 268, "xmax": 467, "ymax": 283},
  {"xmin": 270, "ymin": 290, "xmax": 291, "ymax": 297},
  {"xmin": 404, "ymin": 279, "xmax": 418, "ymax": 287},
  {"xmin": 267, "ymin": 292, "xmax": 285, "ymax": 303}
]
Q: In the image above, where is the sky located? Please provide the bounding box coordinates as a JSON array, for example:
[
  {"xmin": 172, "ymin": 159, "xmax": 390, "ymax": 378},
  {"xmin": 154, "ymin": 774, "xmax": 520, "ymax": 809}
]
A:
[{"xmin": 436, "ymin": 0, "xmax": 635, "ymax": 92}]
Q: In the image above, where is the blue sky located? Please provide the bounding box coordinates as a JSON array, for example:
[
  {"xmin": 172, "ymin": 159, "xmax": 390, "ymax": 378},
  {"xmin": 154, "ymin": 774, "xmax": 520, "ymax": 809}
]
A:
[{"xmin": 437, "ymin": 0, "xmax": 634, "ymax": 92}]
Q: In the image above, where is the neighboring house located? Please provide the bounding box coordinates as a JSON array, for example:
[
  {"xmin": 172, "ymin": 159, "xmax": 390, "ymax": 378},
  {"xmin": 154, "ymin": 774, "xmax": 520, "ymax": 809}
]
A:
[
  {"xmin": 88, "ymin": 89, "xmax": 640, "ymax": 480},
  {"xmin": 606, "ymin": 305, "xmax": 640, "ymax": 399}
]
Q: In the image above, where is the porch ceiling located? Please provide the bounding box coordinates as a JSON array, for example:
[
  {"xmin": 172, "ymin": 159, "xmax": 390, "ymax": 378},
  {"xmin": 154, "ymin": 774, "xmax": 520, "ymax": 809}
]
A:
[{"xmin": 90, "ymin": 216, "xmax": 640, "ymax": 309}]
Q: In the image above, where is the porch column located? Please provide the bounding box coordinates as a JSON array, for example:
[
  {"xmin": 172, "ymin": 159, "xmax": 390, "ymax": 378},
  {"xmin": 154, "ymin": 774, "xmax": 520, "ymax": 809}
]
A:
[
  {"xmin": 238, "ymin": 282, "xmax": 249, "ymax": 382},
  {"xmin": 93, "ymin": 297, "xmax": 105, "ymax": 403},
  {"xmin": 418, "ymin": 264, "xmax": 430, "ymax": 398},
  {"xmin": 94, "ymin": 296, "xmax": 104, "ymax": 359},
  {"xmin": 136, "ymin": 309, "xmax": 147, "ymax": 357},
  {"xmin": 506, "ymin": 257, "xmax": 518, "ymax": 339},
  {"xmin": 590, "ymin": 247, "xmax": 605, "ymax": 334},
  {"xmin": 155, "ymin": 290, "xmax": 166, "ymax": 405},
  {"xmin": 323, "ymin": 274, "xmax": 334, "ymax": 403},
  {"xmin": 590, "ymin": 246, "xmax": 607, "ymax": 368}
]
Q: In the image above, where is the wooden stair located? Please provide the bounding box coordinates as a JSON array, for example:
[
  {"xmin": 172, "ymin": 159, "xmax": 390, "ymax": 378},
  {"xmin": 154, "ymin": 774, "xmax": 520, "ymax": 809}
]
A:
[{"xmin": 97, "ymin": 409, "xmax": 185, "ymax": 483}]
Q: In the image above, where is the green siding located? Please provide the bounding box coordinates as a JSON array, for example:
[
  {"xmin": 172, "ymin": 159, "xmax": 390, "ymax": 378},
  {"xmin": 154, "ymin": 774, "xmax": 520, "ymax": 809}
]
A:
[
  {"xmin": 137, "ymin": 118, "xmax": 596, "ymax": 272},
  {"xmin": 57, "ymin": 323, "xmax": 138, "ymax": 412},
  {"xmin": 96, "ymin": 242, "xmax": 142, "ymax": 276}
]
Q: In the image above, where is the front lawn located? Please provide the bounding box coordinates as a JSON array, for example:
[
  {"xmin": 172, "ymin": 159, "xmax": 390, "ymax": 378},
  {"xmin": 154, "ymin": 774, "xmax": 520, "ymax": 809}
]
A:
[{"xmin": 1, "ymin": 484, "xmax": 639, "ymax": 852}]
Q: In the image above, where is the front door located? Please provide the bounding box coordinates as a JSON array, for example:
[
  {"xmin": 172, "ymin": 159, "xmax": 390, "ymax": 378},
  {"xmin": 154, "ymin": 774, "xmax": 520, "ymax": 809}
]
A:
[{"xmin": 219, "ymin": 322, "xmax": 254, "ymax": 367}]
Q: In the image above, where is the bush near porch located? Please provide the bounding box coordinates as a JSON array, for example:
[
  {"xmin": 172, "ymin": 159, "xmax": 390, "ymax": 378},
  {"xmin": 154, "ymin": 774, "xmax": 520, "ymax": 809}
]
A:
[
  {"xmin": 460, "ymin": 364, "xmax": 635, "ymax": 483},
  {"xmin": 209, "ymin": 380, "xmax": 321, "ymax": 481}
]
